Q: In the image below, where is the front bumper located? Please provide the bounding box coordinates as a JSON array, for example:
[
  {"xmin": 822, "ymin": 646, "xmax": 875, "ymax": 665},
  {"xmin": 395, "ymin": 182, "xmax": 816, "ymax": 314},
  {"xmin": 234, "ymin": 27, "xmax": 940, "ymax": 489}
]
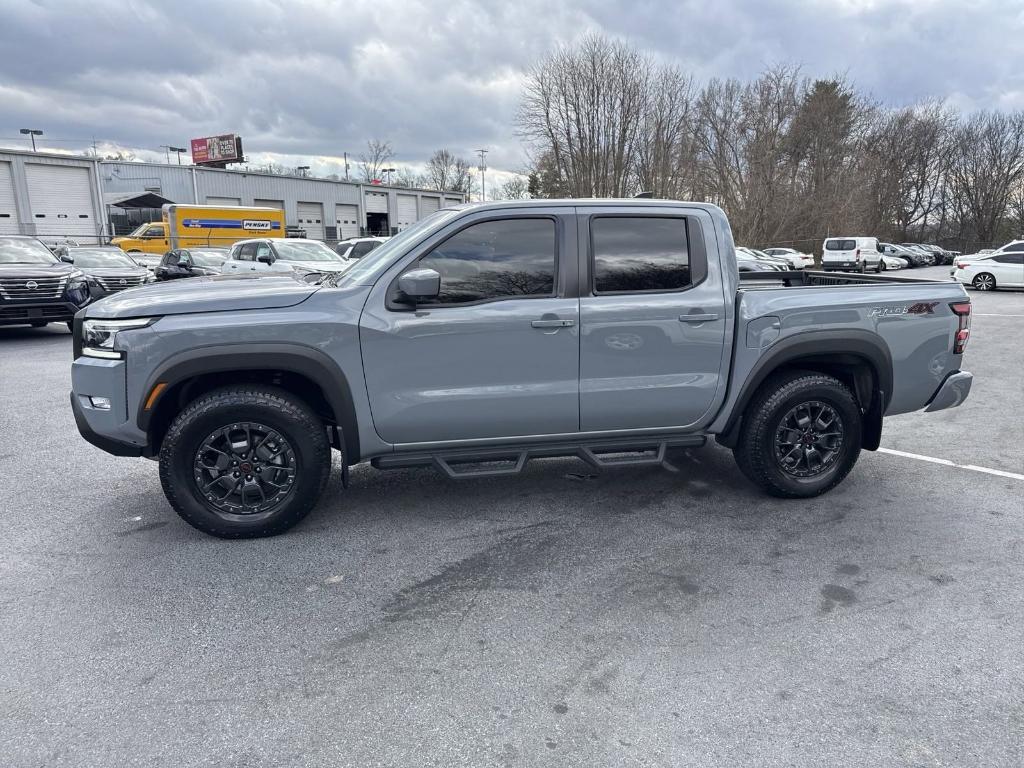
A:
[
  {"xmin": 924, "ymin": 370, "xmax": 973, "ymax": 412},
  {"xmin": 70, "ymin": 355, "xmax": 149, "ymax": 456},
  {"xmin": 0, "ymin": 300, "xmax": 83, "ymax": 326}
]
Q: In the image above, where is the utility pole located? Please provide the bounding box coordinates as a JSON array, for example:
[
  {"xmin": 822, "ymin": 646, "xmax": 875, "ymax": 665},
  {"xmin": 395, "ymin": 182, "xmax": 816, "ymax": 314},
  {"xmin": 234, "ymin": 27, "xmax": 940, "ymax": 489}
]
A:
[
  {"xmin": 475, "ymin": 148, "xmax": 488, "ymax": 202},
  {"xmin": 343, "ymin": 152, "xmax": 350, "ymax": 181},
  {"xmin": 159, "ymin": 145, "xmax": 171, "ymax": 164}
]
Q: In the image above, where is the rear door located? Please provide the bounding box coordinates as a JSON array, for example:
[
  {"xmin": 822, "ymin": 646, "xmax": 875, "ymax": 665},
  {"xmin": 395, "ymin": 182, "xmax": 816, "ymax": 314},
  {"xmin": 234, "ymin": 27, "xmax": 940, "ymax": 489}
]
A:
[
  {"xmin": 990, "ymin": 252, "xmax": 1024, "ymax": 287},
  {"xmin": 359, "ymin": 208, "xmax": 579, "ymax": 444},
  {"xmin": 577, "ymin": 206, "xmax": 728, "ymax": 431},
  {"xmin": 823, "ymin": 238, "xmax": 857, "ymax": 268}
]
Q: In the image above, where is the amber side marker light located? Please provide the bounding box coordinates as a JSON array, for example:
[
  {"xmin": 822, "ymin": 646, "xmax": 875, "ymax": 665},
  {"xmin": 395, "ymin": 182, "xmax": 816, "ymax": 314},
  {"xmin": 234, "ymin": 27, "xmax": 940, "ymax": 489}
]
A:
[{"xmin": 144, "ymin": 382, "xmax": 168, "ymax": 410}]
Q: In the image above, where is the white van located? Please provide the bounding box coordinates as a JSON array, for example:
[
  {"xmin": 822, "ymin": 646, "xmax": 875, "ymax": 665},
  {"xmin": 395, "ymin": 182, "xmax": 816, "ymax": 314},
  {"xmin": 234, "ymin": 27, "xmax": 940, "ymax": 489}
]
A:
[{"xmin": 821, "ymin": 237, "xmax": 882, "ymax": 272}]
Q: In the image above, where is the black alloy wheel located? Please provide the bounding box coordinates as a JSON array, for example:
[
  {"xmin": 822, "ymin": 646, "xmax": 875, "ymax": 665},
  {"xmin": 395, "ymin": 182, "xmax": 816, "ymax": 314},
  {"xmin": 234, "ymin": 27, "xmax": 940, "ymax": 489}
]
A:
[
  {"xmin": 773, "ymin": 401, "xmax": 845, "ymax": 478},
  {"xmin": 192, "ymin": 422, "xmax": 297, "ymax": 521}
]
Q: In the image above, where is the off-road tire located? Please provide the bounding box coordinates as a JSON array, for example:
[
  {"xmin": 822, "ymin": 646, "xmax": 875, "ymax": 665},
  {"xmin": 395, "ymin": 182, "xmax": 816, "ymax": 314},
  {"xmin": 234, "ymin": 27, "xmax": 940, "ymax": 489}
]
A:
[
  {"xmin": 733, "ymin": 371, "xmax": 862, "ymax": 498},
  {"xmin": 159, "ymin": 385, "xmax": 331, "ymax": 538}
]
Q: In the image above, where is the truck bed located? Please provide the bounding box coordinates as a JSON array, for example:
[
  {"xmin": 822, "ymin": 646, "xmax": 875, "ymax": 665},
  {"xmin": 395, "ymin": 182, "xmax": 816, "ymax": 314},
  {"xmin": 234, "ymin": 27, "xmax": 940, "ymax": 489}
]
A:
[{"xmin": 738, "ymin": 269, "xmax": 952, "ymax": 289}]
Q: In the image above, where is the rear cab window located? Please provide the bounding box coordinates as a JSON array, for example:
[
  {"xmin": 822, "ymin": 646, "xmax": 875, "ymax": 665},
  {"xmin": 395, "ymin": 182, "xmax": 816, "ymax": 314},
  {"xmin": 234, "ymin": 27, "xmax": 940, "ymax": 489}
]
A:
[{"xmin": 591, "ymin": 216, "xmax": 691, "ymax": 293}]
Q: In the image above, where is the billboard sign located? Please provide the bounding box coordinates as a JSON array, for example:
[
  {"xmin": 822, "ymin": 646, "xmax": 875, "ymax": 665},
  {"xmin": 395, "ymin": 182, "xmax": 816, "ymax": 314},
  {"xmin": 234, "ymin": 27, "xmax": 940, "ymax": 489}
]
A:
[{"xmin": 191, "ymin": 134, "xmax": 243, "ymax": 165}]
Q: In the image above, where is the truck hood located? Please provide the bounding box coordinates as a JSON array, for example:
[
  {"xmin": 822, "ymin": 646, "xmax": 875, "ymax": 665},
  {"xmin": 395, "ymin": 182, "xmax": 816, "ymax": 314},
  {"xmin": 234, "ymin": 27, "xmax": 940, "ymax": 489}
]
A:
[{"xmin": 84, "ymin": 273, "xmax": 318, "ymax": 319}]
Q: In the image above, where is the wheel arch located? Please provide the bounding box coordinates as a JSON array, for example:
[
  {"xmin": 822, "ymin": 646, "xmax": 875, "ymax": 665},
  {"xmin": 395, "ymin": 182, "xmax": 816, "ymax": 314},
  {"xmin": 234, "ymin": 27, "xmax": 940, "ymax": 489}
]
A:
[
  {"xmin": 716, "ymin": 331, "xmax": 892, "ymax": 451},
  {"xmin": 139, "ymin": 344, "xmax": 360, "ymax": 462}
]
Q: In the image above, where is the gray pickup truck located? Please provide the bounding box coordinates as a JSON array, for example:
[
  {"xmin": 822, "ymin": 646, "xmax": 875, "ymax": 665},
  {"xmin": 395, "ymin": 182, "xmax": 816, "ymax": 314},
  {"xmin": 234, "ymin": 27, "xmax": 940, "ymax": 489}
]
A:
[{"xmin": 70, "ymin": 200, "xmax": 974, "ymax": 538}]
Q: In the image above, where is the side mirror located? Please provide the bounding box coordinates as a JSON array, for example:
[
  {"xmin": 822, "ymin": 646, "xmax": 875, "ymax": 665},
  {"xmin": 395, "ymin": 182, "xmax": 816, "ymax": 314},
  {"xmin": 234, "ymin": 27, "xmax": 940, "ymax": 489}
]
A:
[
  {"xmin": 257, "ymin": 252, "xmax": 274, "ymax": 265},
  {"xmin": 58, "ymin": 253, "xmax": 73, "ymax": 263},
  {"xmin": 398, "ymin": 268, "xmax": 441, "ymax": 302}
]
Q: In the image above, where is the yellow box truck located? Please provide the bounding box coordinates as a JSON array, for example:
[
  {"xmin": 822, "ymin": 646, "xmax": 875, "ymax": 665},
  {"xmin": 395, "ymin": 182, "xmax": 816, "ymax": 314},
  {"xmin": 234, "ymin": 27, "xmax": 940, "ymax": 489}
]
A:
[{"xmin": 111, "ymin": 204, "xmax": 286, "ymax": 254}]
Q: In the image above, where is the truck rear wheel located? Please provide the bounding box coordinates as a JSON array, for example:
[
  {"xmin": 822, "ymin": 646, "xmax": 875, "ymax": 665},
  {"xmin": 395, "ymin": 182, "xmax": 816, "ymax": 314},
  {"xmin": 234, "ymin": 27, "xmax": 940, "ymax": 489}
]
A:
[
  {"xmin": 733, "ymin": 372, "xmax": 862, "ymax": 498},
  {"xmin": 159, "ymin": 385, "xmax": 331, "ymax": 538}
]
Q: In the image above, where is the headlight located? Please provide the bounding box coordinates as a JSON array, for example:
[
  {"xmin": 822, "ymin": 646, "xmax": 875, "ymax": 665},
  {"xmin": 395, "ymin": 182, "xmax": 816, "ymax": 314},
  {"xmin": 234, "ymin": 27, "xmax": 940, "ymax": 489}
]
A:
[
  {"xmin": 145, "ymin": 273, "xmax": 157, "ymax": 283},
  {"xmin": 81, "ymin": 317, "xmax": 153, "ymax": 359}
]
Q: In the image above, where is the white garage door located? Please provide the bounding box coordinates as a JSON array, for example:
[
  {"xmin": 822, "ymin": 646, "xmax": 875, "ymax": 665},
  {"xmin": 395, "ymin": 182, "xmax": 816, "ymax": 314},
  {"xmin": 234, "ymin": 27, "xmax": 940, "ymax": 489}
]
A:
[
  {"xmin": 420, "ymin": 196, "xmax": 440, "ymax": 216},
  {"xmin": 335, "ymin": 204, "xmax": 359, "ymax": 240},
  {"xmin": 0, "ymin": 162, "xmax": 18, "ymax": 234},
  {"xmin": 444, "ymin": 196, "xmax": 463, "ymax": 208},
  {"xmin": 396, "ymin": 195, "xmax": 418, "ymax": 230},
  {"xmin": 206, "ymin": 196, "xmax": 242, "ymax": 206},
  {"xmin": 254, "ymin": 198, "xmax": 284, "ymax": 210},
  {"xmin": 364, "ymin": 191, "xmax": 388, "ymax": 214},
  {"xmin": 25, "ymin": 164, "xmax": 97, "ymax": 242},
  {"xmin": 297, "ymin": 201, "xmax": 325, "ymax": 241}
]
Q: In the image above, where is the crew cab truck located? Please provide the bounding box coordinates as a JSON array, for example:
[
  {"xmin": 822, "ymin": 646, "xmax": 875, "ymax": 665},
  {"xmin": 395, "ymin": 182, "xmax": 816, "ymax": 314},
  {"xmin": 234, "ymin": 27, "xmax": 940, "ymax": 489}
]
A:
[{"xmin": 70, "ymin": 200, "xmax": 974, "ymax": 538}]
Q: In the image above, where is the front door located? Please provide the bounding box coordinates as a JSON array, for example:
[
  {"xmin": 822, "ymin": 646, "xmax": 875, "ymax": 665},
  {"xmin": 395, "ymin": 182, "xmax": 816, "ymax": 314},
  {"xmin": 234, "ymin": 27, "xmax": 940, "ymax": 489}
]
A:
[
  {"xmin": 577, "ymin": 207, "xmax": 728, "ymax": 431},
  {"xmin": 359, "ymin": 211, "xmax": 579, "ymax": 444}
]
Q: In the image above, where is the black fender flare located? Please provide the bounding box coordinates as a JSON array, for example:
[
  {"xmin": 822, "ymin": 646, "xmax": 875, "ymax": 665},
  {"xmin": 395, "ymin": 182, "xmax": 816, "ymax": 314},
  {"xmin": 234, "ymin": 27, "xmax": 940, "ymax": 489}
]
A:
[
  {"xmin": 716, "ymin": 329, "xmax": 892, "ymax": 449},
  {"xmin": 138, "ymin": 343, "xmax": 360, "ymax": 461}
]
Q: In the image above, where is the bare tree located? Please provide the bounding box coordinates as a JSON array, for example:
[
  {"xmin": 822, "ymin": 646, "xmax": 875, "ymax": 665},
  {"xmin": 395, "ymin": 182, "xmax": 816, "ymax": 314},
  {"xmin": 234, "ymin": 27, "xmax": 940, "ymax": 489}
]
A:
[
  {"xmin": 493, "ymin": 176, "xmax": 531, "ymax": 200},
  {"xmin": 945, "ymin": 111, "xmax": 1024, "ymax": 245},
  {"xmin": 358, "ymin": 139, "xmax": 394, "ymax": 183},
  {"xmin": 424, "ymin": 149, "xmax": 474, "ymax": 192}
]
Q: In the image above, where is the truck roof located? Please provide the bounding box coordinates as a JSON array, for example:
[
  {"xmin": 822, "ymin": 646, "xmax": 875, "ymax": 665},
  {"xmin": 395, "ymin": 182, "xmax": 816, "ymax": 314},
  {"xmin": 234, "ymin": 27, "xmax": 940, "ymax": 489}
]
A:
[{"xmin": 441, "ymin": 199, "xmax": 726, "ymax": 214}]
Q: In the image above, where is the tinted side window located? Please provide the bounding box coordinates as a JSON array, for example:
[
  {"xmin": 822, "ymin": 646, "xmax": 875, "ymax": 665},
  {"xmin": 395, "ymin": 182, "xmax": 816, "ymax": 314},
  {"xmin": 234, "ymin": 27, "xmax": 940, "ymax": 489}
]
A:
[
  {"xmin": 351, "ymin": 241, "xmax": 376, "ymax": 259},
  {"xmin": 255, "ymin": 243, "xmax": 272, "ymax": 261},
  {"xmin": 1002, "ymin": 243, "xmax": 1024, "ymax": 253},
  {"xmin": 416, "ymin": 218, "xmax": 556, "ymax": 305},
  {"xmin": 147, "ymin": 226, "xmax": 165, "ymax": 238},
  {"xmin": 592, "ymin": 217, "xmax": 690, "ymax": 293},
  {"xmin": 994, "ymin": 253, "xmax": 1024, "ymax": 264},
  {"xmin": 237, "ymin": 243, "xmax": 257, "ymax": 261}
]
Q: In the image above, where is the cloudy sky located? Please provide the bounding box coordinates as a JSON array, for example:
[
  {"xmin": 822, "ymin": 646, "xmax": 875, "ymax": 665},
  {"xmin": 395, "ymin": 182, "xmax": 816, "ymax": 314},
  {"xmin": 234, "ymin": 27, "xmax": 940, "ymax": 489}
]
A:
[{"xmin": 1, "ymin": 0, "xmax": 1022, "ymax": 180}]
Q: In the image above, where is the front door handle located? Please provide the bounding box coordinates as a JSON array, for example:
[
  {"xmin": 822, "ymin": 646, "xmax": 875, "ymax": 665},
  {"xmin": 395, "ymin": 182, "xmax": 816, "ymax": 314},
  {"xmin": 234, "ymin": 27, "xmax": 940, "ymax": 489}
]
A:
[
  {"xmin": 531, "ymin": 319, "xmax": 575, "ymax": 328},
  {"xmin": 679, "ymin": 313, "xmax": 719, "ymax": 323}
]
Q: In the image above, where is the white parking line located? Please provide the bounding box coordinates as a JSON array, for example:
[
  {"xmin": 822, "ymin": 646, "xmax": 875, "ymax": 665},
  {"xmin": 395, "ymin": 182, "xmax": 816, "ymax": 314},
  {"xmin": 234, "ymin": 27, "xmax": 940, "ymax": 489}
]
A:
[{"xmin": 877, "ymin": 447, "xmax": 1024, "ymax": 481}]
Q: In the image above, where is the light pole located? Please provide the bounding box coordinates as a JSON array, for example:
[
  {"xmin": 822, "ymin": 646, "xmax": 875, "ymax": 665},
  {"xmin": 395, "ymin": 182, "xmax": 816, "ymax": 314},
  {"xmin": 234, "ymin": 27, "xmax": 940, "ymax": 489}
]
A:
[
  {"xmin": 382, "ymin": 167, "xmax": 396, "ymax": 185},
  {"xmin": 168, "ymin": 146, "xmax": 187, "ymax": 165},
  {"xmin": 475, "ymin": 148, "xmax": 488, "ymax": 202},
  {"xmin": 296, "ymin": 166, "xmax": 310, "ymax": 178},
  {"xmin": 20, "ymin": 128, "xmax": 43, "ymax": 152}
]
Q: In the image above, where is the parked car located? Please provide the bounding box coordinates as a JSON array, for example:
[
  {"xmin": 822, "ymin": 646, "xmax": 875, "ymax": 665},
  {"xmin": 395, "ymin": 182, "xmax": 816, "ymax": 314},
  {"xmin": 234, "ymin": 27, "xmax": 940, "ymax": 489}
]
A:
[
  {"xmin": 761, "ymin": 247, "xmax": 815, "ymax": 269},
  {"xmin": 154, "ymin": 248, "xmax": 230, "ymax": 281},
  {"xmin": 736, "ymin": 253, "xmax": 785, "ymax": 272},
  {"xmin": 821, "ymin": 237, "xmax": 883, "ymax": 272},
  {"xmin": 879, "ymin": 242, "xmax": 930, "ymax": 268},
  {"xmin": 0, "ymin": 235, "xmax": 92, "ymax": 329},
  {"xmin": 70, "ymin": 199, "xmax": 974, "ymax": 539},
  {"xmin": 221, "ymin": 238, "xmax": 351, "ymax": 276},
  {"xmin": 736, "ymin": 246, "xmax": 790, "ymax": 270},
  {"xmin": 335, "ymin": 236, "xmax": 389, "ymax": 261},
  {"xmin": 879, "ymin": 253, "xmax": 908, "ymax": 271},
  {"xmin": 902, "ymin": 243, "xmax": 950, "ymax": 265},
  {"xmin": 58, "ymin": 246, "xmax": 154, "ymax": 298},
  {"xmin": 953, "ymin": 243, "xmax": 1024, "ymax": 291}
]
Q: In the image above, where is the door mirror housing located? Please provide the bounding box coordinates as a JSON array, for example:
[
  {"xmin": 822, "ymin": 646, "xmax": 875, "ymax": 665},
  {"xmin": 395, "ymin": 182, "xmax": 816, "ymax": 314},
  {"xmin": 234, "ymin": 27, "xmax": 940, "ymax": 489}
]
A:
[
  {"xmin": 256, "ymin": 252, "xmax": 274, "ymax": 265},
  {"xmin": 398, "ymin": 268, "xmax": 441, "ymax": 302},
  {"xmin": 57, "ymin": 252, "xmax": 73, "ymax": 263}
]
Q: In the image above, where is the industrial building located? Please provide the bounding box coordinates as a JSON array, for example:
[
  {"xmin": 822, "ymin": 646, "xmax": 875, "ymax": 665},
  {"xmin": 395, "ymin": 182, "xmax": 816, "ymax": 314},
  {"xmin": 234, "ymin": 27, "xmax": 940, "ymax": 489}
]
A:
[{"xmin": 0, "ymin": 148, "xmax": 467, "ymax": 245}]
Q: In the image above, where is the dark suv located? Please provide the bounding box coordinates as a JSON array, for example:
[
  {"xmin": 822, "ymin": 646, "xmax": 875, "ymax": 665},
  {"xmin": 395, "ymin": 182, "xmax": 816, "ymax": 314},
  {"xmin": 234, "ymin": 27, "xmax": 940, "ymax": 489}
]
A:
[{"xmin": 0, "ymin": 236, "xmax": 92, "ymax": 329}]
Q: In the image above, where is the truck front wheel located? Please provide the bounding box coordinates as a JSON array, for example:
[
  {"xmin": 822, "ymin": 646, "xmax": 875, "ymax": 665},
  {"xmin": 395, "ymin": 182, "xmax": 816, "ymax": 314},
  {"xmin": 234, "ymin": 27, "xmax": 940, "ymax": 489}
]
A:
[
  {"xmin": 159, "ymin": 385, "xmax": 331, "ymax": 538},
  {"xmin": 733, "ymin": 372, "xmax": 862, "ymax": 498}
]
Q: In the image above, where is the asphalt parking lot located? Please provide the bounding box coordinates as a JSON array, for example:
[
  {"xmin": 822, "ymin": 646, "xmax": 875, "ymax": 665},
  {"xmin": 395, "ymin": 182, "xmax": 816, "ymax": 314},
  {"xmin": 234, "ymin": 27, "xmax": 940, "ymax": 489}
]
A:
[{"xmin": 1, "ymin": 269, "xmax": 1022, "ymax": 768}]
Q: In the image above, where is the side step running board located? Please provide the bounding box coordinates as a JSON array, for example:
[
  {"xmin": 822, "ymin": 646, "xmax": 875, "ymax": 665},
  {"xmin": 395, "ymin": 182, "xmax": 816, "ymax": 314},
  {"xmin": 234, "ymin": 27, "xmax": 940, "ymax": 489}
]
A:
[{"xmin": 372, "ymin": 435, "xmax": 706, "ymax": 479}]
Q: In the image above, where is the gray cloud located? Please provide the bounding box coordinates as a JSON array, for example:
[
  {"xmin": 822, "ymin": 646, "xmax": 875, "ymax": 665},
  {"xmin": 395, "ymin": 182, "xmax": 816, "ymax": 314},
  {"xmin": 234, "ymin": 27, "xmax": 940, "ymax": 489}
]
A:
[{"xmin": 1, "ymin": 0, "xmax": 1021, "ymax": 175}]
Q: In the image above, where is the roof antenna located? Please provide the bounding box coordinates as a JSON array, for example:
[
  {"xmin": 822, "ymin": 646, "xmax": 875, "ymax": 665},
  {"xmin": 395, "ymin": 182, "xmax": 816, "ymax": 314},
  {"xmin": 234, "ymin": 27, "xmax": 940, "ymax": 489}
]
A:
[{"xmin": 634, "ymin": 191, "xmax": 654, "ymax": 198}]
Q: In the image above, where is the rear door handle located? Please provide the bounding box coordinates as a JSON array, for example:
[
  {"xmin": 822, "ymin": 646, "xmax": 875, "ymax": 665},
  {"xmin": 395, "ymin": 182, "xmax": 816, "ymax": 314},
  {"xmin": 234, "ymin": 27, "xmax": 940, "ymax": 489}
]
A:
[
  {"xmin": 678, "ymin": 313, "xmax": 719, "ymax": 323},
  {"xmin": 531, "ymin": 319, "xmax": 575, "ymax": 328}
]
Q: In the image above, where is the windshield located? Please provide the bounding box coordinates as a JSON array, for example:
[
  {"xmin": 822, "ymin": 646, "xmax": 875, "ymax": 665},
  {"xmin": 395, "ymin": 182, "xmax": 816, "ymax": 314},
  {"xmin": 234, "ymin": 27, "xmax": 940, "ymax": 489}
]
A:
[
  {"xmin": 69, "ymin": 249, "xmax": 137, "ymax": 268},
  {"xmin": 188, "ymin": 249, "xmax": 228, "ymax": 266},
  {"xmin": 128, "ymin": 223, "xmax": 155, "ymax": 237},
  {"xmin": 271, "ymin": 240, "xmax": 344, "ymax": 262},
  {"xmin": 334, "ymin": 209, "xmax": 462, "ymax": 286},
  {"xmin": 0, "ymin": 237, "xmax": 58, "ymax": 264}
]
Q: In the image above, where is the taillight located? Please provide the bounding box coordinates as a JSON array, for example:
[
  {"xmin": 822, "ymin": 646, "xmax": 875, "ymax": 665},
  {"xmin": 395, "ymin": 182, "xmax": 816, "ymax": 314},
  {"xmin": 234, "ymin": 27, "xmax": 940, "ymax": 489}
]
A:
[
  {"xmin": 950, "ymin": 301, "xmax": 971, "ymax": 354},
  {"xmin": 955, "ymin": 262, "xmax": 966, "ymax": 269}
]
